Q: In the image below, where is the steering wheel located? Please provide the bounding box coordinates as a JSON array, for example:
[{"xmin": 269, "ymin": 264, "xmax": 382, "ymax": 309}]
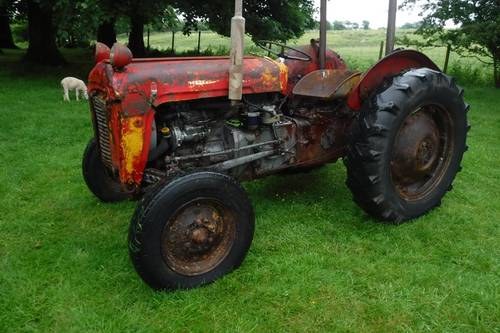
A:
[{"xmin": 255, "ymin": 40, "xmax": 312, "ymax": 62}]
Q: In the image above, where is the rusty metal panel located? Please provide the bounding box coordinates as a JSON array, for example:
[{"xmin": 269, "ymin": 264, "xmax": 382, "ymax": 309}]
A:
[
  {"xmin": 284, "ymin": 44, "xmax": 347, "ymax": 95},
  {"xmin": 126, "ymin": 57, "xmax": 286, "ymax": 105},
  {"xmin": 293, "ymin": 69, "xmax": 361, "ymax": 99},
  {"xmin": 347, "ymin": 49, "xmax": 440, "ymax": 110}
]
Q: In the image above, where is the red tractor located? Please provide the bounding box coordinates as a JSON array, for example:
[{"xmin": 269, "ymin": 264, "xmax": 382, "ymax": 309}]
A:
[{"xmin": 84, "ymin": 1, "xmax": 469, "ymax": 290}]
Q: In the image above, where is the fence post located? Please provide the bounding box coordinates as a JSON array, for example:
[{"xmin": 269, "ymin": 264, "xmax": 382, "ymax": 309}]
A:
[
  {"xmin": 197, "ymin": 30, "xmax": 202, "ymax": 54},
  {"xmin": 379, "ymin": 41, "xmax": 385, "ymax": 60},
  {"xmin": 171, "ymin": 31, "xmax": 175, "ymax": 53},
  {"xmin": 147, "ymin": 27, "xmax": 150, "ymax": 51},
  {"xmin": 443, "ymin": 43, "xmax": 451, "ymax": 73}
]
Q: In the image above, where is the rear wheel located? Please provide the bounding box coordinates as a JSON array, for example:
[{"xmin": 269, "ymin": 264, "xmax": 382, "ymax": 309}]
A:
[
  {"xmin": 128, "ymin": 171, "xmax": 254, "ymax": 290},
  {"xmin": 344, "ymin": 68, "xmax": 469, "ymax": 223},
  {"xmin": 82, "ymin": 138, "xmax": 131, "ymax": 202}
]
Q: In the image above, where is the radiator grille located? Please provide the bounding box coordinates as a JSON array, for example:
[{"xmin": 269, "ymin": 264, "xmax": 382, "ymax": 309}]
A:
[{"xmin": 91, "ymin": 95, "xmax": 113, "ymax": 169}]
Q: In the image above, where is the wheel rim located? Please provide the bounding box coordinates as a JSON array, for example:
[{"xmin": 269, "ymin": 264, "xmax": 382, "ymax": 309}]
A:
[
  {"xmin": 390, "ymin": 104, "xmax": 454, "ymax": 201},
  {"xmin": 161, "ymin": 198, "xmax": 236, "ymax": 276}
]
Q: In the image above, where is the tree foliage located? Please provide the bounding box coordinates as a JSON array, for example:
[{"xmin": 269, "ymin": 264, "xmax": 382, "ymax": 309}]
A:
[
  {"xmin": 2, "ymin": 0, "xmax": 318, "ymax": 63},
  {"xmin": 401, "ymin": 0, "xmax": 500, "ymax": 87},
  {"xmin": 0, "ymin": 0, "xmax": 17, "ymax": 48},
  {"xmin": 173, "ymin": 0, "xmax": 315, "ymax": 42}
]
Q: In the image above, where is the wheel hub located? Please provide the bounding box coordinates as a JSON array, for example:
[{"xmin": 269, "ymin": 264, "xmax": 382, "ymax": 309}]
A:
[
  {"xmin": 161, "ymin": 199, "xmax": 235, "ymax": 276},
  {"xmin": 391, "ymin": 105, "xmax": 453, "ymax": 201}
]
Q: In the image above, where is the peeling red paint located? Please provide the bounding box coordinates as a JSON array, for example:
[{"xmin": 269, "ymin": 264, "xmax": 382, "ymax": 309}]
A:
[
  {"xmin": 86, "ymin": 45, "xmax": 350, "ymax": 187},
  {"xmin": 346, "ymin": 50, "xmax": 440, "ymax": 110}
]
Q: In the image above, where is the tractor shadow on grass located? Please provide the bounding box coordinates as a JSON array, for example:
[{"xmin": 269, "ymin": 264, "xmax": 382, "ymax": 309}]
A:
[
  {"xmin": 246, "ymin": 167, "xmax": 338, "ymax": 199},
  {"xmin": 244, "ymin": 164, "xmax": 396, "ymax": 233}
]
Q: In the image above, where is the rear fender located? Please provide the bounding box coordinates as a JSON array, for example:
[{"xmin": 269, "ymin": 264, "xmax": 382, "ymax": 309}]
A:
[{"xmin": 346, "ymin": 50, "xmax": 440, "ymax": 110}]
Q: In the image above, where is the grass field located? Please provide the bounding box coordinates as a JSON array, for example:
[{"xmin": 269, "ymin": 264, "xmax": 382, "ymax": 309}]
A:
[
  {"xmin": 118, "ymin": 29, "xmax": 492, "ymax": 85},
  {"xmin": 0, "ymin": 41, "xmax": 499, "ymax": 332}
]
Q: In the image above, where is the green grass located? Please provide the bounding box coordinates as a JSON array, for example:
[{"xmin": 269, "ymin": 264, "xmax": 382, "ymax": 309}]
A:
[{"xmin": 0, "ymin": 46, "xmax": 499, "ymax": 332}]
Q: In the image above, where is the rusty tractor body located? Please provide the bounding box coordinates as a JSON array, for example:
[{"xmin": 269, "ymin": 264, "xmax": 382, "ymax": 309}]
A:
[{"xmin": 83, "ymin": 2, "xmax": 469, "ymax": 290}]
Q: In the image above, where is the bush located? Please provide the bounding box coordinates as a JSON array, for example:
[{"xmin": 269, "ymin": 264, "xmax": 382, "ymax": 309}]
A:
[
  {"xmin": 11, "ymin": 22, "xmax": 28, "ymax": 43},
  {"xmin": 145, "ymin": 45, "xmax": 229, "ymax": 57},
  {"xmin": 447, "ymin": 61, "xmax": 492, "ymax": 86}
]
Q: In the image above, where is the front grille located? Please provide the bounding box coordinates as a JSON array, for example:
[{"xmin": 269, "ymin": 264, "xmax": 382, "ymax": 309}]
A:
[{"xmin": 91, "ymin": 95, "xmax": 113, "ymax": 169}]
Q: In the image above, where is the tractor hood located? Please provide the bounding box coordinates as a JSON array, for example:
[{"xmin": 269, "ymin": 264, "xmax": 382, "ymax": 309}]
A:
[{"xmin": 88, "ymin": 55, "xmax": 288, "ymax": 106}]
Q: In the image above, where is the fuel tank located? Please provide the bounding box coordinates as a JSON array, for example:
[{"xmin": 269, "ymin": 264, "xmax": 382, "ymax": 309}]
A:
[
  {"xmin": 88, "ymin": 56, "xmax": 288, "ymax": 106},
  {"xmin": 87, "ymin": 43, "xmax": 346, "ymax": 106}
]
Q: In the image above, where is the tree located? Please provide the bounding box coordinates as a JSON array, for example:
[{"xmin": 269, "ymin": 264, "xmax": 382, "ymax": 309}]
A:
[
  {"xmin": 332, "ymin": 20, "xmax": 346, "ymax": 30},
  {"xmin": 400, "ymin": 21, "xmax": 421, "ymax": 29},
  {"xmin": 0, "ymin": 1, "xmax": 17, "ymax": 48},
  {"xmin": 56, "ymin": 1, "xmax": 99, "ymax": 48},
  {"xmin": 94, "ymin": 0, "xmax": 123, "ymax": 48},
  {"xmin": 401, "ymin": 0, "xmax": 500, "ymax": 87},
  {"xmin": 362, "ymin": 20, "xmax": 370, "ymax": 30},
  {"xmin": 313, "ymin": 20, "xmax": 332, "ymax": 30},
  {"xmin": 174, "ymin": 0, "xmax": 315, "ymax": 42},
  {"xmin": 120, "ymin": 0, "xmax": 172, "ymax": 57},
  {"xmin": 24, "ymin": 0, "xmax": 65, "ymax": 65},
  {"xmin": 96, "ymin": 19, "xmax": 116, "ymax": 47}
]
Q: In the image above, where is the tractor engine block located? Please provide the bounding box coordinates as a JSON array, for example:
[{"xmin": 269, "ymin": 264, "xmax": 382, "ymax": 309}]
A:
[{"xmin": 146, "ymin": 97, "xmax": 351, "ymax": 184}]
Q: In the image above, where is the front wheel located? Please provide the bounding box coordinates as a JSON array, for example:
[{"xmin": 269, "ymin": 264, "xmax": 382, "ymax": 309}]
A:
[
  {"xmin": 82, "ymin": 138, "xmax": 131, "ymax": 202},
  {"xmin": 344, "ymin": 68, "xmax": 469, "ymax": 223},
  {"xmin": 128, "ymin": 171, "xmax": 255, "ymax": 290}
]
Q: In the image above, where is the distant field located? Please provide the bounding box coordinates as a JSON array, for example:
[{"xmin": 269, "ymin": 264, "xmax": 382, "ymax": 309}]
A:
[{"xmin": 116, "ymin": 29, "xmax": 492, "ymax": 85}]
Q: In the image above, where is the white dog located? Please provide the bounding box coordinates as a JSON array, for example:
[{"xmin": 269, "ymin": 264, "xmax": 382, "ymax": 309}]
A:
[{"xmin": 61, "ymin": 77, "xmax": 88, "ymax": 101}]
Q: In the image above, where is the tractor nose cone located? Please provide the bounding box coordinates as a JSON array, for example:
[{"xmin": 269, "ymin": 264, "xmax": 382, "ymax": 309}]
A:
[
  {"xmin": 95, "ymin": 42, "xmax": 110, "ymax": 64},
  {"xmin": 110, "ymin": 43, "xmax": 133, "ymax": 69}
]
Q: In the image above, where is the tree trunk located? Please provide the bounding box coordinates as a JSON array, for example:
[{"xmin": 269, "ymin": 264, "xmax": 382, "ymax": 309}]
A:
[
  {"xmin": 24, "ymin": 0, "xmax": 65, "ymax": 65},
  {"xmin": 0, "ymin": 5, "xmax": 17, "ymax": 49},
  {"xmin": 128, "ymin": 14, "xmax": 145, "ymax": 57},
  {"xmin": 97, "ymin": 19, "xmax": 116, "ymax": 48}
]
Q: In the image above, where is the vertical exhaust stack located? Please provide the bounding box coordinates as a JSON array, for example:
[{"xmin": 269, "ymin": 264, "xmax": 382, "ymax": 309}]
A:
[
  {"xmin": 229, "ymin": 0, "xmax": 245, "ymax": 101},
  {"xmin": 385, "ymin": 0, "xmax": 397, "ymax": 55},
  {"xmin": 319, "ymin": 0, "xmax": 327, "ymax": 70}
]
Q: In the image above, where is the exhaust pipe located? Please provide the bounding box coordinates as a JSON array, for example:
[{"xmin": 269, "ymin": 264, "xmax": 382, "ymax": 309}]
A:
[
  {"xmin": 229, "ymin": 0, "xmax": 245, "ymax": 101},
  {"xmin": 319, "ymin": 0, "xmax": 327, "ymax": 70}
]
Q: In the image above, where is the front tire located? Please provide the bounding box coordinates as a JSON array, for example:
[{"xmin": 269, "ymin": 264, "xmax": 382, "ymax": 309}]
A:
[
  {"xmin": 344, "ymin": 68, "xmax": 469, "ymax": 223},
  {"xmin": 82, "ymin": 138, "xmax": 131, "ymax": 202},
  {"xmin": 128, "ymin": 171, "xmax": 255, "ymax": 290}
]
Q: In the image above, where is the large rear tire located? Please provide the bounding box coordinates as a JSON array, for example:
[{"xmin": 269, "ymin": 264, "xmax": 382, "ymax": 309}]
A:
[
  {"xmin": 82, "ymin": 138, "xmax": 131, "ymax": 202},
  {"xmin": 128, "ymin": 171, "xmax": 254, "ymax": 290},
  {"xmin": 344, "ymin": 68, "xmax": 469, "ymax": 223}
]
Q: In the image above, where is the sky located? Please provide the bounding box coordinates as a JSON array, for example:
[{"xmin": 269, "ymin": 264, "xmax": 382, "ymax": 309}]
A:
[{"xmin": 314, "ymin": 0, "xmax": 424, "ymax": 28}]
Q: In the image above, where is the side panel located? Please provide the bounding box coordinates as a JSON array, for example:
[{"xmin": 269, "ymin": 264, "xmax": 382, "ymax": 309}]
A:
[
  {"xmin": 117, "ymin": 111, "xmax": 155, "ymax": 185},
  {"xmin": 347, "ymin": 50, "xmax": 440, "ymax": 110},
  {"xmin": 106, "ymin": 94, "xmax": 154, "ymax": 186}
]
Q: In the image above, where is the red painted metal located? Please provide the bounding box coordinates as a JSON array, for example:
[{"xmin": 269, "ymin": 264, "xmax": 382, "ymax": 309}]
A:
[
  {"xmin": 346, "ymin": 50, "xmax": 440, "ymax": 110},
  {"xmin": 284, "ymin": 43, "xmax": 347, "ymax": 95},
  {"xmin": 95, "ymin": 42, "xmax": 110, "ymax": 64},
  {"xmin": 110, "ymin": 43, "xmax": 133, "ymax": 69},
  {"xmin": 87, "ymin": 43, "xmax": 347, "ymax": 186},
  {"xmin": 292, "ymin": 69, "xmax": 360, "ymax": 99}
]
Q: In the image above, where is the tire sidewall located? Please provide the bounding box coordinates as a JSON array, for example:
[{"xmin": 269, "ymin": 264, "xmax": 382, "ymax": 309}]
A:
[
  {"xmin": 377, "ymin": 71, "xmax": 467, "ymax": 218},
  {"xmin": 130, "ymin": 172, "xmax": 254, "ymax": 290},
  {"xmin": 82, "ymin": 138, "xmax": 130, "ymax": 202}
]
